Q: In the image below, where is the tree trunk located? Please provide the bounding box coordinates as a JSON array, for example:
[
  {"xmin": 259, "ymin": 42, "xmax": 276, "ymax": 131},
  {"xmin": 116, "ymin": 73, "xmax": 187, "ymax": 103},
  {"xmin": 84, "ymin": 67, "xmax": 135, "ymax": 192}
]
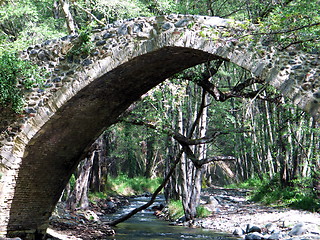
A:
[
  {"xmin": 180, "ymin": 89, "xmax": 209, "ymax": 221},
  {"xmin": 66, "ymin": 152, "xmax": 95, "ymax": 211},
  {"xmin": 59, "ymin": 0, "xmax": 77, "ymax": 34},
  {"xmin": 145, "ymin": 136, "xmax": 155, "ymax": 178}
]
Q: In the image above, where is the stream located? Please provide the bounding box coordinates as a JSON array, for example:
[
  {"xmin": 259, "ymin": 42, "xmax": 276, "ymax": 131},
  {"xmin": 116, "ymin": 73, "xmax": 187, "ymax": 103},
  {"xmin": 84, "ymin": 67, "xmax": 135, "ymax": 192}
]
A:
[{"xmin": 102, "ymin": 196, "xmax": 238, "ymax": 240}]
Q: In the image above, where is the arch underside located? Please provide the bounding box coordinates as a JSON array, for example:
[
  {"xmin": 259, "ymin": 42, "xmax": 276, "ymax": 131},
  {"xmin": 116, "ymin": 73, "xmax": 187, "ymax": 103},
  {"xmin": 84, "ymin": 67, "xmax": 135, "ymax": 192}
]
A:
[{"xmin": 7, "ymin": 46, "xmax": 219, "ymax": 236}]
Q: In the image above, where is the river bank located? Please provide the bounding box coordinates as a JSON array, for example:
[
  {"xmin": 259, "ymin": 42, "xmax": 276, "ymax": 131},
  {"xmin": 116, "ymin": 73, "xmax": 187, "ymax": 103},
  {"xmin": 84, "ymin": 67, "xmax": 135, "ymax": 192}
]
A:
[
  {"xmin": 46, "ymin": 187, "xmax": 320, "ymax": 240},
  {"xmin": 171, "ymin": 187, "xmax": 320, "ymax": 240}
]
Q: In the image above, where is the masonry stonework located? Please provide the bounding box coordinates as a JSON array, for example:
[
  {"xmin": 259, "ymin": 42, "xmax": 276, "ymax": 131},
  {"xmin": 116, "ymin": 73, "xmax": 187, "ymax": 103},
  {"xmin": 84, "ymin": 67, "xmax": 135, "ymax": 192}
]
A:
[{"xmin": 0, "ymin": 15, "xmax": 319, "ymax": 239}]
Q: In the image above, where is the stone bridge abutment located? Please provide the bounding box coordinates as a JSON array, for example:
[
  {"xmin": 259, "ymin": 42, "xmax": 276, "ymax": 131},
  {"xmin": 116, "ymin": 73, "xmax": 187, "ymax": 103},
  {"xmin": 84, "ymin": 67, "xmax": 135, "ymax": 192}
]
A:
[{"xmin": 0, "ymin": 15, "xmax": 319, "ymax": 239}]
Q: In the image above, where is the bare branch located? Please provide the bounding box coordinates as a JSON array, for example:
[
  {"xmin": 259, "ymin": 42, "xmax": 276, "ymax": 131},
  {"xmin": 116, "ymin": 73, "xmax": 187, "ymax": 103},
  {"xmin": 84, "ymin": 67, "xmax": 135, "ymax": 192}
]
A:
[
  {"xmin": 280, "ymin": 37, "xmax": 320, "ymax": 51},
  {"xmin": 59, "ymin": 0, "xmax": 78, "ymax": 34},
  {"xmin": 122, "ymin": 119, "xmax": 248, "ymax": 145},
  {"xmin": 179, "ymin": 142, "xmax": 236, "ymax": 169},
  {"xmin": 239, "ymin": 22, "xmax": 320, "ymax": 40},
  {"xmin": 197, "ymin": 77, "xmax": 281, "ymax": 103}
]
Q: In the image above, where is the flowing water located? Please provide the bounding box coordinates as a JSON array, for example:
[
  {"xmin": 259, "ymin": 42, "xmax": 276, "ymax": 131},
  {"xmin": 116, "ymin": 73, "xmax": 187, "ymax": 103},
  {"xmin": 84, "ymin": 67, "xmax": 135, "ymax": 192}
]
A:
[{"xmin": 102, "ymin": 196, "xmax": 238, "ymax": 240}]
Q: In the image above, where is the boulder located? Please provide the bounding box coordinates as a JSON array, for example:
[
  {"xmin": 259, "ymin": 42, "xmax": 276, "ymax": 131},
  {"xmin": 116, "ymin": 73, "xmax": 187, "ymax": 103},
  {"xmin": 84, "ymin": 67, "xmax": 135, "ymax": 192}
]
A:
[
  {"xmin": 288, "ymin": 222, "xmax": 308, "ymax": 236},
  {"xmin": 268, "ymin": 231, "xmax": 285, "ymax": 240},
  {"xmin": 247, "ymin": 224, "xmax": 262, "ymax": 233},
  {"xmin": 233, "ymin": 227, "xmax": 245, "ymax": 236},
  {"xmin": 245, "ymin": 232, "xmax": 264, "ymax": 240},
  {"xmin": 207, "ymin": 196, "xmax": 219, "ymax": 205},
  {"xmin": 265, "ymin": 223, "xmax": 278, "ymax": 234}
]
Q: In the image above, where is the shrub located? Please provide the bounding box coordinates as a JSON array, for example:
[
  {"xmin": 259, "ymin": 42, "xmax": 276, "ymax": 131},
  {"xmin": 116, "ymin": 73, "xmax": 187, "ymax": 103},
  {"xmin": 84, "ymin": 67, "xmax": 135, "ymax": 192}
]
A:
[{"xmin": 0, "ymin": 51, "xmax": 43, "ymax": 112}]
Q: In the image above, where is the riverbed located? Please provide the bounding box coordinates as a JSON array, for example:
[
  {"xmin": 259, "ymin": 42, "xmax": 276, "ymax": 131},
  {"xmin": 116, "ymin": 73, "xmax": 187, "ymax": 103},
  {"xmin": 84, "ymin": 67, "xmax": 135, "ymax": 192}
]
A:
[{"xmin": 102, "ymin": 196, "xmax": 237, "ymax": 240}]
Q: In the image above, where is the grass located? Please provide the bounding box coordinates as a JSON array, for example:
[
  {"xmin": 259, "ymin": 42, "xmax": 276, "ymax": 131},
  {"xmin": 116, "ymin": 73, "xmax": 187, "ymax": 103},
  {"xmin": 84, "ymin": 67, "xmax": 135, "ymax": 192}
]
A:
[
  {"xmin": 196, "ymin": 205, "xmax": 211, "ymax": 218},
  {"xmin": 167, "ymin": 200, "xmax": 211, "ymax": 220},
  {"xmin": 250, "ymin": 182, "xmax": 319, "ymax": 211},
  {"xmin": 88, "ymin": 192, "xmax": 108, "ymax": 204},
  {"xmin": 105, "ymin": 174, "xmax": 162, "ymax": 196},
  {"xmin": 226, "ymin": 175, "xmax": 268, "ymax": 190},
  {"xmin": 168, "ymin": 200, "xmax": 184, "ymax": 221},
  {"xmin": 226, "ymin": 174, "xmax": 320, "ymax": 212}
]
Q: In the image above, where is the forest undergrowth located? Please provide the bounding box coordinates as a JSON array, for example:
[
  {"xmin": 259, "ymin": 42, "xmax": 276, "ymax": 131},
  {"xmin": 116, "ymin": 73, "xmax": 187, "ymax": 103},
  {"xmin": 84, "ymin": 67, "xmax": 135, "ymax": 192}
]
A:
[{"xmin": 227, "ymin": 174, "xmax": 320, "ymax": 212}]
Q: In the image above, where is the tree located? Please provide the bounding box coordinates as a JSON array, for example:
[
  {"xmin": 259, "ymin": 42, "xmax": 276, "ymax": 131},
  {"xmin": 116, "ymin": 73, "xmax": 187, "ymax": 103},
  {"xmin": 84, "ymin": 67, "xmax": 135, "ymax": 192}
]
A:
[{"xmin": 58, "ymin": 0, "xmax": 78, "ymax": 34}]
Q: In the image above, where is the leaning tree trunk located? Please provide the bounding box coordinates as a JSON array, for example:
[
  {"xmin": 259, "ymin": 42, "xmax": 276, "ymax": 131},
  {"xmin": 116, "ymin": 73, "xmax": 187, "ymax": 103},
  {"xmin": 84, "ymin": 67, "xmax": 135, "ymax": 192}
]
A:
[{"xmin": 164, "ymin": 135, "xmax": 180, "ymax": 202}]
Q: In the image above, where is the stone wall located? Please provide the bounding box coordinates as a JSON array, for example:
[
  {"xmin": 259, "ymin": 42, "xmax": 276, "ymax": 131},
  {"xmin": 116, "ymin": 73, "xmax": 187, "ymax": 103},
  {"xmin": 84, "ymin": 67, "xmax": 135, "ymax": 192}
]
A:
[{"xmin": 0, "ymin": 14, "xmax": 319, "ymax": 239}]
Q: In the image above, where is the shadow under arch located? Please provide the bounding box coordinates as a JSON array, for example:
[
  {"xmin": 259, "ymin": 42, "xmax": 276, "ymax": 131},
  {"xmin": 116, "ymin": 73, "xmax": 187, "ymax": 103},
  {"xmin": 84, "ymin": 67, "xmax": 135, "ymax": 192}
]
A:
[{"xmin": 7, "ymin": 46, "xmax": 220, "ymax": 238}]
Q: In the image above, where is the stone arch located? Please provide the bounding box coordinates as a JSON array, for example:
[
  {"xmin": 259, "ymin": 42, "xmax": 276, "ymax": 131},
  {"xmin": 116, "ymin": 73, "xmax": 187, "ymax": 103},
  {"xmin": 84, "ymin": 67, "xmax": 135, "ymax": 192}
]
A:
[{"xmin": 0, "ymin": 15, "xmax": 319, "ymax": 238}]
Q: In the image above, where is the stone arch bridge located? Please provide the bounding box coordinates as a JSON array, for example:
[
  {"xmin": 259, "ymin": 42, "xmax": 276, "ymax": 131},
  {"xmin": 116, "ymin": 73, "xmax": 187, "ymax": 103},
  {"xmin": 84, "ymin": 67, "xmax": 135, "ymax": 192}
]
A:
[{"xmin": 0, "ymin": 14, "xmax": 319, "ymax": 239}]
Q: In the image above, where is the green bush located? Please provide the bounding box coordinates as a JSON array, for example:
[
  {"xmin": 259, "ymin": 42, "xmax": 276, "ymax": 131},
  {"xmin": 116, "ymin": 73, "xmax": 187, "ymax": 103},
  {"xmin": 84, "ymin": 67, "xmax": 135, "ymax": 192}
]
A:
[
  {"xmin": 247, "ymin": 175, "xmax": 319, "ymax": 211},
  {"xmin": 251, "ymin": 183, "xmax": 319, "ymax": 212},
  {"xmin": 68, "ymin": 26, "xmax": 94, "ymax": 56},
  {"xmin": 0, "ymin": 51, "xmax": 43, "ymax": 112}
]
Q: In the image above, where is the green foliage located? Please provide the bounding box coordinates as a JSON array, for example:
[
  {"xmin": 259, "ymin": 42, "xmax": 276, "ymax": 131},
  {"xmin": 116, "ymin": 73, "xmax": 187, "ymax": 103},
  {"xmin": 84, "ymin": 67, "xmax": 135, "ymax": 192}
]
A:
[
  {"xmin": 107, "ymin": 122, "xmax": 165, "ymax": 178},
  {"xmin": 167, "ymin": 200, "xmax": 184, "ymax": 220},
  {"xmin": 69, "ymin": 174, "xmax": 76, "ymax": 192},
  {"xmin": 68, "ymin": 26, "xmax": 94, "ymax": 56},
  {"xmin": 0, "ymin": 51, "xmax": 44, "ymax": 112},
  {"xmin": 0, "ymin": 0, "xmax": 66, "ymax": 53},
  {"xmin": 196, "ymin": 205, "xmax": 211, "ymax": 218},
  {"xmin": 76, "ymin": 0, "xmax": 152, "ymax": 24},
  {"xmin": 167, "ymin": 200, "xmax": 210, "ymax": 220},
  {"xmin": 88, "ymin": 192, "xmax": 108, "ymax": 204},
  {"xmin": 105, "ymin": 174, "xmax": 162, "ymax": 196},
  {"xmin": 231, "ymin": 174, "xmax": 320, "ymax": 212},
  {"xmin": 226, "ymin": 174, "xmax": 269, "ymax": 190},
  {"xmin": 259, "ymin": 0, "xmax": 320, "ymax": 51}
]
